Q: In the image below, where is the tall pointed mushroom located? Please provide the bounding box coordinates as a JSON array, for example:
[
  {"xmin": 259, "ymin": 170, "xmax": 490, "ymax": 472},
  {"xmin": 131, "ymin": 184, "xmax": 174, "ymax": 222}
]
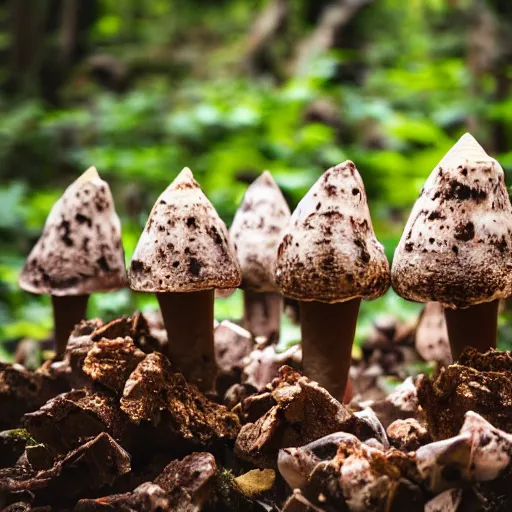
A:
[
  {"xmin": 19, "ymin": 167, "xmax": 127, "ymax": 358},
  {"xmin": 274, "ymin": 161, "xmax": 390, "ymax": 401},
  {"xmin": 129, "ymin": 168, "xmax": 241, "ymax": 391},
  {"xmin": 392, "ymin": 133, "xmax": 512, "ymax": 359},
  {"xmin": 230, "ymin": 171, "xmax": 291, "ymax": 339}
]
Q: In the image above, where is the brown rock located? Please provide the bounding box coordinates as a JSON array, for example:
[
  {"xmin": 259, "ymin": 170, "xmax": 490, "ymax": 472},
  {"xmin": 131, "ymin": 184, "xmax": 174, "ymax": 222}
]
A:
[
  {"xmin": 233, "ymin": 390, "xmax": 276, "ymax": 424},
  {"xmin": 459, "ymin": 346, "xmax": 512, "ymax": 372},
  {"xmin": 33, "ymin": 359, "xmax": 70, "ymax": 397},
  {"xmin": 23, "ymin": 389, "xmax": 128, "ymax": 457},
  {"xmin": 234, "ymin": 366, "xmax": 373, "ymax": 468},
  {"xmin": 0, "ymin": 363, "xmax": 53, "ymax": 430},
  {"xmin": 418, "ymin": 348, "xmax": 512, "ymax": 439},
  {"xmin": 154, "ymin": 452, "xmax": 217, "ymax": 509},
  {"xmin": 387, "ymin": 418, "xmax": 432, "ymax": 452},
  {"xmin": 91, "ymin": 312, "xmax": 162, "ymax": 354},
  {"xmin": 154, "ymin": 452, "xmax": 264, "ymax": 511},
  {"xmin": 60, "ymin": 319, "xmax": 102, "ymax": 388},
  {"xmin": 74, "ymin": 482, "xmax": 170, "ymax": 511},
  {"xmin": 223, "ymin": 383, "xmax": 258, "ymax": 411},
  {"xmin": 83, "ymin": 337, "xmax": 146, "ymax": 393},
  {"xmin": 25, "ymin": 444, "xmax": 53, "ymax": 471},
  {"xmin": 120, "ymin": 352, "xmax": 240, "ymax": 447},
  {"xmin": 0, "ymin": 432, "xmax": 130, "ymax": 506}
]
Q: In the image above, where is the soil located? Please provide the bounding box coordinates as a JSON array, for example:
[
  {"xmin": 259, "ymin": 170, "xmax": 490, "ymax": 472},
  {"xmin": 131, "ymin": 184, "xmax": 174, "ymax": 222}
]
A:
[{"xmin": 0, "ymin": 313, "xmax": 511, "ymax": 511}]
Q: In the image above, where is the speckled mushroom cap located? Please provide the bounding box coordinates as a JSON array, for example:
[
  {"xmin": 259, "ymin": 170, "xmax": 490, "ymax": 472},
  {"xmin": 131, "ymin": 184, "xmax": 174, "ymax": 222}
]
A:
[
  {"xmin": 392, "ymin": 133, "xmax": 512, "ymax": 309},
  {"xmin": 230, "ymin": 171, "xmax": 291, "ymax": 291},
  {"xmin": 273, "ymin": 161, "xmax": 390, "ymax": 303},
  {"xmin": 129, "ymin": 167, "xmax": 241, "ymax": 293},
  {"xmin": 19, "ymin": 167, "xmax": 127, "ymax": 296}
]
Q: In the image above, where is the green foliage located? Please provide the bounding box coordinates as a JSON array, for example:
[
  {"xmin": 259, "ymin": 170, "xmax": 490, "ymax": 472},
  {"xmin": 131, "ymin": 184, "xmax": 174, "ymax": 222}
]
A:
[{"xmin": 1, "ymin": 0, "xmax": 512, "ymax": 356}]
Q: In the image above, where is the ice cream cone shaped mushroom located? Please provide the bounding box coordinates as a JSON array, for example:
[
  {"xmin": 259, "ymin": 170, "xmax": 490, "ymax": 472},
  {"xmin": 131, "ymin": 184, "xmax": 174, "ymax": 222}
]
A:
[
  {"xmin": 392, "ymin": 133, "xmax": 512, "ymax": 359},
  {"xmin": 274, "ymin": 161, "xmax": 390, "ymax": 401},
  {"xmin": 230, "ymin": 171, "xmax": 291, "ymax": 340},
  {"xmin": 129, "ymin": 168, "xmax": 241, "ymax": 391},
  {"xmin": 19, "ymin": 167, "xmax": 127, "ymax": 357}
]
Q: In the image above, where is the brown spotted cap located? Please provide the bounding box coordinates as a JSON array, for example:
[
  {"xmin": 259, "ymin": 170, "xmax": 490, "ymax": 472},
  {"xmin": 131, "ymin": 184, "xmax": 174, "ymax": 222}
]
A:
[
  {"xmin": 19, "ymin": 167, "xmax": 127, "ymax": 296},
  {"xmin": 392, "ymin": 133, "xmax": 512, "ymax": 309},
  {"xmin": 273, "ymin": 161, "xmax": 390, "ymax": 303},
  {"xmin": 129, "ymin": 167, "xmax": 241, "ymax": 293},
  {"xmin": 230, "ymin": 171, "xmax": 291, "ymax": 291}
]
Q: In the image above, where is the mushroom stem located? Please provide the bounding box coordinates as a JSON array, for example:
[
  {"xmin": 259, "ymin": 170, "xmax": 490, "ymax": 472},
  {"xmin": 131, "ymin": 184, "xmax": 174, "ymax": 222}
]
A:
[
  {"xmin": 299, "ymin": 298, "xmax": 361, "ymax": 402},
  {"xmin": 243, "ymin": 291, "xmax": 282, "ymax": 340},
  {"xmin": 51, "ymin": 294, "xmax": 89, "ymax": 358},
  {"xmin": 157, "ymin": 289, "xmax": 217, "ymax": 391},
  {"xmin": 443, "ymin": 300, "xmax": 499, "ymax": 360}
]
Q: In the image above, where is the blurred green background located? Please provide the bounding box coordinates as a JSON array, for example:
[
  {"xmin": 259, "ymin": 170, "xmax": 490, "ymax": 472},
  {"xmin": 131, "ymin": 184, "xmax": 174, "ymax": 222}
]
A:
[{"xmin": 2, "ymin": 0, "xmax": 512, "ymax": 359}]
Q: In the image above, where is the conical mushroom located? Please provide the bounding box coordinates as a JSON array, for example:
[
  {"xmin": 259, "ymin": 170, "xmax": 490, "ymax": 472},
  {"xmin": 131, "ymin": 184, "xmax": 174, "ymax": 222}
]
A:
[
  {"xmin": 230, "ymin": 171, "xmax": 291, "ymax": 340},
  {"xmin": 19, "ymin": 167, "xmax": 127, "ymax": 357},
  {"xmin": 392, "ymin": 133, "xmax": 512, "ymax": 359},
  {"xmin": 129, "ymin": 168, "xmax": 241, "ymax": 391},
  {"xmin": 274, "ymin": 161, "xmax": 390, "ymax": 401}
]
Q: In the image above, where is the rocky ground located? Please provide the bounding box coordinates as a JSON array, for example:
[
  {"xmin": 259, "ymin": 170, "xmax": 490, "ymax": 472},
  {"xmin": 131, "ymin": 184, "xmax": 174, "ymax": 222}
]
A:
[{"xmin": 0, "ymin": 312, "xmax": 511, "ymax": 511}]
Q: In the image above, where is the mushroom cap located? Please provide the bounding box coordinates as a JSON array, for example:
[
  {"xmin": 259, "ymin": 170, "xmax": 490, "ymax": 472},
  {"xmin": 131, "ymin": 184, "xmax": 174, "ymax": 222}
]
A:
[
  {"xmin": 273, "ymin": 161, "xmax": 390, "ymax": 303},
  {"xmin": 230, "ymin": 171, "xmax": 291, "ymax": 291},
  {"xmin": 129, "ymin": 167, "xmax": 241, "ymax": 293},
  {"xmin": 392, "ymin": 133, "xmax": 512, "ymax": 309},
  {"xmin": 19, "ymin": 167, "xmax": 127, "ymax": 296}
]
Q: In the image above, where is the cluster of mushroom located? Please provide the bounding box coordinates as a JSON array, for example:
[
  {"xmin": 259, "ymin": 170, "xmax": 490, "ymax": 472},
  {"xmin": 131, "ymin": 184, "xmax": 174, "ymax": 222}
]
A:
[{"xmin": 19, "ymin": 133, "xmax": 512, "ymax": 401}]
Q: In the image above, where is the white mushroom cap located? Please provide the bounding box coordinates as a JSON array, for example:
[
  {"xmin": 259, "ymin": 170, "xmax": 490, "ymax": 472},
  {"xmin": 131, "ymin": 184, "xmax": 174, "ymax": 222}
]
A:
[
  {"xmin": 129, "ymin": 167, "xmax": 241, "ymax": 292},
  {"xmin": 424, "ymin": 489, "xmax": 463, "ymax": 512},
  {"xmin": 416, "ymin": 433, "xmax": 473, "ymax": 492},
  {"xmin": 230, "ymin": 171, "xmax": 291, "ymax": 291},
  {"xmin": 459, "ymin": 411, "xmax": 512, "ymax": 481},
  {"xmin": 392, "ymin": 133, "xmax": 512, "ymax": 308},
  {"xmin": 415, "ymin": 302, "xmax": 452, "ymax": 365},
  {"xmin": 416, "ymin": 411, "xmax": 512, "ymax": 491},
  {"xmin": 19, "ymin": 167, "xmax": 127, "ymax": 296},
  {"xmin": 274, "ymin": 161, "xmax": 390, "ymax": 303}
]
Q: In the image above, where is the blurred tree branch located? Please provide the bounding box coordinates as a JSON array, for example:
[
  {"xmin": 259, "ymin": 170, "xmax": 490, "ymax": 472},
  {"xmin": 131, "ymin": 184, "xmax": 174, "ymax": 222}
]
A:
[{"xmin": 292, "ymin": 0, "xmax": 374, "ymax": 77}]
